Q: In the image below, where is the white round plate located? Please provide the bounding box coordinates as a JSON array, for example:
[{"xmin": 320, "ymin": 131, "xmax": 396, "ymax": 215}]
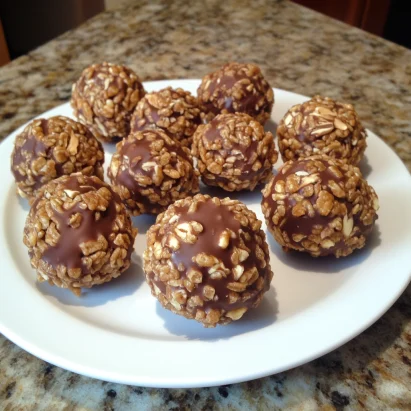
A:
[{"xmin": 1, "ymin": 80, "xmax": 410, "ymax": 388}]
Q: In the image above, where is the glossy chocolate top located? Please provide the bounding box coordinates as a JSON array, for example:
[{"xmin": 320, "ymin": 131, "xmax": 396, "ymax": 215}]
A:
[
  {"xmin": 199, "ymin": 63, "xmax": 272, "ymax": 119},
  {"xmin": 152, "ymin": 199, "xmax": 271, "ymax": 312},
  {"xmin": 11, "ymin": 122, "xmax": 49, "ymax": 189},
  {"xmin": 40, "ymin": 176, "xmax": 120, "ymax": 273},
  {"xmin": 203, "ymin": 115, "xmax": 261, "ymax": 181},
  {"xmin": 112, "ymin": 130, "xmax": 190, "ymax": 206},
  {"xmin": 263, "ymin": 158, "xmax": 375, "ymax": 255}
]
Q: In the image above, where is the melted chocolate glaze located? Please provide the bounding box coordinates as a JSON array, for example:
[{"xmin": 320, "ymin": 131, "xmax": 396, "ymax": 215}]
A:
[
  {"xmin": 294, "ymin": 101, "xmax": 354, "ymax": 144},
  {"xmin": 111, "ymin": 131, "xmax": 190, "ymax": 210},
  {"xmin": 203, "ymin": 116, "xmax": 262, "ymax": 181},
  {"xmin": 151, "ymin": 199, "xmax": 271, "ymax": 313},
  {"xmin": 12, "ymin": 118, "xmax": 103, "ymax": 192},
  {"xmin": 76, "ymin": 64, "xmax": 144, "ymax": 138},
  {"xmin": 41, "ymin": 177, "xmax": 122, "ymax": 273},
  {"xmin": 11, "ymin": 120, "xmax": 51, "ymax": 190},
  {"xmin": 204, "ymin": 71, "xmax": 270, "ymax": 117},
  {"xmin": 131, "ymin": 90, "xmax": 201, "ymax": 135},
  {"xmin": 264, "ymin": 159, "xmax": 376, "ymax": 255},
  {"xmin": 131, "ymin": 100, "xmax": 161, "ymax": 132},
  {"xmin": 12, "ymin": 135, "xmax": 47, "ymax": 187}
]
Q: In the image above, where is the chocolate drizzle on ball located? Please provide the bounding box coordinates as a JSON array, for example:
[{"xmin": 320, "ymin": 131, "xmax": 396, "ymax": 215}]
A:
[
  {"xmin": 12, "ymin": 132, "xmax": 48, "ymax": 188},
  {"xmin": 71, "ymin": 62, "xmax": 145, "ymax": 141},
  {"xmin": 277, "ymin": 95, "xmax": 367, "ymax": 165},
  {"xmin": 23, "ymin": 173, "xmax": 136, "ymax": 295},
  {"xmin": 192, "ymin": 112, "xmax": 277, "ymax": 191},
  {"xmin": 277, "ymin": 159, "xmax": 349, "ymax": 241},
  {"xmin": 108, "ymin": 129, "xmax": 199, "ymax": 215},
  {"xmin": 208, "ymin": 73, "xmax": 266, "ymax": 117},
  {"xmin": 167, "ymin": 201, "xmax": 269, "ymax": 312},
  {"xmin": 261, "ymin": 156, "xmax": 379, "ymax": 258},
  {"xmin": 130, "ymin": 87, "xmax": 201, "ymax": 147},
  {"xmin": 41, "ymin": 178, "xmax": 118, "ymax": 273},
  {"xmin": 143, "ymin": 194, "xmax": 273, "ymax": 327},
  {"xmin": 114, "ymin": 136, "xmax": 165, "ymax": 207},
  {"xmin": 197, "ymin": 62, "xmax": 274, "ymax": 124},
  {"xmin": 10, "ymin": 116, "xmax": 104, "ymax": 202},
  {"xmin": 203, "ymin": 118, "xmax": 260, "ymax": 182},
  {"xmin": 132, "ymin": 99, "xmax": 161, "ymax": 126}
]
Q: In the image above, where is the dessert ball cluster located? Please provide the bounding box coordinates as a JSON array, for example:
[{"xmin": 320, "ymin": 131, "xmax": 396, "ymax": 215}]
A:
[
  {"xmin": 71, "ymin": 62, "xmax": 145, "ymax": 141},
  {"xmin": 192, "ymin": 113, "xmax": 278, "ymax": 191},
  {"xmin": 11, "ymin": 59, "xmax": 379, "ymax": 326},
  {"xmin": 11, "ymin": 116, "xmax": 104, "ymax": 203},
  {"xmin": 197, "ymin": 62, "xmax": 274, "ymax": 124},
  {"xmin": 277, "ymin": 95, "xmax": 367, "ymax": 165},
  {"xmin": 131, "ymin": 87, "xmax": 201, "ymax": 147},
  {"xmin": 108, "ymin": 129, "xmax": 199, "ymax": 215},
  {"xmin": 261, "ymin": 156, "xmax": 379, "ymax": 258},
  {"xmin": 144, "ymin": 194, "xmax": 273, "ymax": 327},
  {"xmin": 23, "ymin": 174, "xmax": 136, "ymax": 295}
]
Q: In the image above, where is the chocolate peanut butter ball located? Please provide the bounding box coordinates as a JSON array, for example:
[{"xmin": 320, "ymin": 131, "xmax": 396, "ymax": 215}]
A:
[
  {"xmin": 23, "ymin": 174, "xmax": 137, "ymax": 295},
  {"xmin": 192, "ymin": 113, "xmax": 278, "ymax": 191},
  {"xmin": 71, "ymin": 62, "xmax": 145, "ymax": 141},
  {"xmin": 197, "ymin": 62, "xmax": 274, "ymax": 124},
  {"xmin": 131, "ymin": 87, "xmax": 201, "ymax": 147},
  {"xmin": 11, "ymin": 116, "xmax": 104, "ymax": 203},
  {"xmin": 108, "ymin": 129, "xmax": 199, "ymax": 216},
  {"xmin": 144, "ymin": 194, "xmax": 274, "ymax": 327},
  {"xmin": 277, "ymin": 95, "xmax": 367, "ymax": 165},
  {"xmin": 261, "ymin": 156, "xmax": 379, "ymax": 258}
]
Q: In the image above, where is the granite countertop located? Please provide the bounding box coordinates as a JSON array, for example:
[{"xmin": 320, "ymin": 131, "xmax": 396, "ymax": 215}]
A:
[{"xmin": 1, "ymin": 0, "xmax": 411, "ymax": 409}]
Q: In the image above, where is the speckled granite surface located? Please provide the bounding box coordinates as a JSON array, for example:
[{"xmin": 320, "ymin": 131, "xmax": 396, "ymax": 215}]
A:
[{"xmin": 1, "ymin": 0, "xmax": 411, "ymax": 409}]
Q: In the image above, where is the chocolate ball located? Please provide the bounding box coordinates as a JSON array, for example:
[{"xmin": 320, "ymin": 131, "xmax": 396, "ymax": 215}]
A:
[
  {"xmin": 261, "ymin": 156, "xmax": 379, "ymax": 258},
  {"xmin": 130, "ymin": 87, "xmax": 201, "ymax": 147},
  {"xmin": 143, "ymin": 194, "xmax": 274, "ymax": 327},
  {"xmin": 197, "ymin": 62, "xmax": 274, "ymax": 124},
  {"xmin": 277, "ymin": 95, "xmax": 367, "ymax": 165},
  {"xmin": 108, "ymin": 129, "xmax": 199, "ymax": 216},
  {"xmin": 23, "ymin": 173, "xmax": 137, "ymax": 295},
  {"xmin": 192, "ymin": 113, "xmax": 278, "ymax": 191},
  {"xmin": 11, "ymin": 116, "xmax": 104, "ymax": 203},
  {"xmin": 71, "ymin": 62, "xmax": 145, "ymax": 141}
]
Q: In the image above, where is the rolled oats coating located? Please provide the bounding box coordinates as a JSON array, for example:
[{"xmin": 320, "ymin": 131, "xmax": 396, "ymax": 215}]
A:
[
  {"xmin": 261, "ymin": 156, "xmax": 379, "ymax": 258},
  {"xmin": 192, "ymin": 113, "xmax": 278, "ymax": 191},
  {"xmin": 131, "ymin": 87, "xmax": 201, "ymax": 147},
  {"xmin": 10, "ymin": 116, "xmax": 104, "ymax": 203},
  {"xmin": 143, "ymin": 194, "xmax": 274, "ymax": 327},
  {"xmin": 197, "ymin": 62, "xmax": 274, "ymax": 124},
  {"xmin": 277, "ymin": 96, "xmax": 367, "ymax": 165},
  {"xmin": 108, "ymin": 129, "xmax": 199, "ymax": 216},
  {"xmin": 23, "ymin": 174, "xmax": 137, "ymax": 295},
  {"xmin": 71, "ymin": 62, "xmax": 145, "ymax": 141}
]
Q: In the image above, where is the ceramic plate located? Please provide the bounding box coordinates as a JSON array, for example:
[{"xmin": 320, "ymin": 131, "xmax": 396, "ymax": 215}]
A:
[{"xmin": 1, "ymin": 80, "xmax": 410, "ymax": 388}]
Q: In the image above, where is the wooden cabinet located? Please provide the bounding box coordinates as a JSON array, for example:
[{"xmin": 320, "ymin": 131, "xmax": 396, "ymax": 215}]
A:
[
  {"xmin": 0, "ymin": 19, "xmax": 10, "ymax": 67},
  {"xmin": 292, "ymin": 0, "xmax": 391, "ymax": 35},
  {"xmin": 0, "ymin": 0, "xmax": 104, "ymax": 61}
]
